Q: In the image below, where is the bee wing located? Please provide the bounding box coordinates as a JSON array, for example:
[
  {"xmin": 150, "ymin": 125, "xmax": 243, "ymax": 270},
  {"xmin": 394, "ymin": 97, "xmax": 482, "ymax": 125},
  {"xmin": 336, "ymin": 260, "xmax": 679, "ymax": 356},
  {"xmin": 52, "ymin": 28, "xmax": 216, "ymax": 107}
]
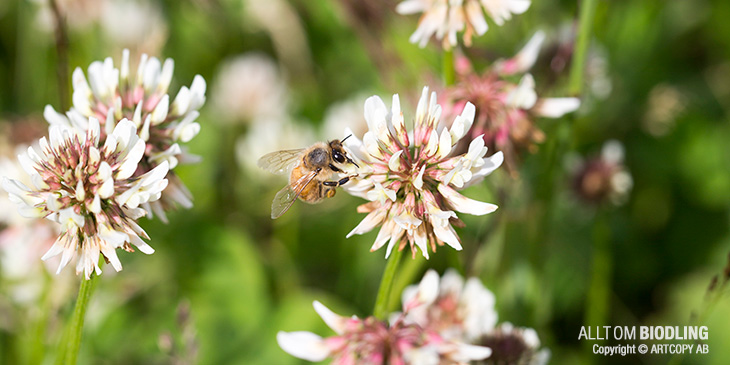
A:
[
  {"xmin": 257, "ymin": 149, "xmax": 304, "ymax": 175},
  {"xmin": 270, "ymin": 169, "xmax": 321, "ymax": 219}
]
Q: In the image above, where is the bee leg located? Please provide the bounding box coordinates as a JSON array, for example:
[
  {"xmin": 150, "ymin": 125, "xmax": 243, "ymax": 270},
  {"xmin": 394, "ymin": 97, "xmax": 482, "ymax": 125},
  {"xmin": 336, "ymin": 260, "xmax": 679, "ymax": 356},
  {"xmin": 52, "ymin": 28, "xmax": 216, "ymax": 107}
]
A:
[
  {"xmin": 323, "ymin": 175, "xmax": 356, "ymax": 187},
  {"xmin": 328, "ymin": 163, "xmax": 343, "ymax": 173}
]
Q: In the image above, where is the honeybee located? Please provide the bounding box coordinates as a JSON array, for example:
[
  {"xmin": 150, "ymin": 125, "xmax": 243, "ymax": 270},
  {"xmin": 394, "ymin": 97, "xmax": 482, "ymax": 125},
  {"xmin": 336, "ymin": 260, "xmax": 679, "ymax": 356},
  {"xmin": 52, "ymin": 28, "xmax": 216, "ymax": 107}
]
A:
[{"xmin": 257, "ymin": 136, "xmax": 360, "ymax": 219}]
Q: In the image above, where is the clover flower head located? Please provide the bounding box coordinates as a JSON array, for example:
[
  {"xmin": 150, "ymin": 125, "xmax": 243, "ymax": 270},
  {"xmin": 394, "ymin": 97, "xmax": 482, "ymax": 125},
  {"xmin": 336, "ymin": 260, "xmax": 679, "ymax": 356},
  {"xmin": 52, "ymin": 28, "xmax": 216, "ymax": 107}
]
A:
[
  {"xmin": 571, "ymin": 140, "xmax": 633, "ymax": 205},
  {"xmin": 277, "ymin": 300, "xmax": 492, "ymax": 364},
  {"xmin": 212, "ymin": 53, "xmax": 289, "ymax": 124},
  {"xmin": 397, "ymin": 0, "xmax": 531, "ymax": 50},
  {"xmin": 344, "ymin": 86, "xmax": 503, "ymax": 259},
  {"xmin": 476, "ymin": 322, "xmax": 549, "ymax": 365},
  {"xmin": 44, "ymin": 49, "xmax": 206, "ymax": 222},
  {"xmin": 1, "ymin": 118, "xmax": 169, "ymax": 279},
  {"xmin": 442, "ymin": 31, "xmax": 580, "ymax": 174},
  {"xmin": 401, "ymin": 269, "xmax": 498, "ymax": 342}
]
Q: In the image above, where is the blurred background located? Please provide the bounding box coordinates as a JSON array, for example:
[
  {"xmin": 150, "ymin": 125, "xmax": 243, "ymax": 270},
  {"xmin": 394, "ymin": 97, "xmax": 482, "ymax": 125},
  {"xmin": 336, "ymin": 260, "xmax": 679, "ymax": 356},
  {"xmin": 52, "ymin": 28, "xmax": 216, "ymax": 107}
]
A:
[{"xmin": 0, "ymin": 0, "xmax": 729, "ymax": 364}]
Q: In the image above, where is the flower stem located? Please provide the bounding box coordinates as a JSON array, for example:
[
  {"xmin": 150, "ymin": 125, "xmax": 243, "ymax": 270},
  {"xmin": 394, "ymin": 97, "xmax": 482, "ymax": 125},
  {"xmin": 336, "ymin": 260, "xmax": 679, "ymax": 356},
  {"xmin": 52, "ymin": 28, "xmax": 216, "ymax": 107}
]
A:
[
  {"xmin": 373, "ymin": 248, "xmax": 404, "ymax": 319},
  {"xmin": 60, "ymin": 275, "xmax": 98, "ymax": 365},
  {"xmin": 48, "ymin": 0, "xmax": 70, "ymax": 110},
  {"xmin": 583, "ymin": 210, "xmax": 612, "ymax": 362},
  {"xmin": 443, "ymin": 49, "xmax": 455, "ymax": 86},
  {"xmin": 387, "ymin": 256, "xmax": 426, "ymax": 311},
  {"xmin": 568, "ymin": 0, "xmax": 598, "ymax": 96}
]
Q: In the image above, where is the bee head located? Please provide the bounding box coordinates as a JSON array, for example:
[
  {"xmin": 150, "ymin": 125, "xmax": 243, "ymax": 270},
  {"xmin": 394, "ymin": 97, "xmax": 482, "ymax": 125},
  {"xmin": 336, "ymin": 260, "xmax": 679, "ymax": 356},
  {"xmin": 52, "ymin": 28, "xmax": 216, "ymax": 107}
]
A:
[{"xmin": 330, "ymin": 136, "xmax": 359, "ymax": 168}]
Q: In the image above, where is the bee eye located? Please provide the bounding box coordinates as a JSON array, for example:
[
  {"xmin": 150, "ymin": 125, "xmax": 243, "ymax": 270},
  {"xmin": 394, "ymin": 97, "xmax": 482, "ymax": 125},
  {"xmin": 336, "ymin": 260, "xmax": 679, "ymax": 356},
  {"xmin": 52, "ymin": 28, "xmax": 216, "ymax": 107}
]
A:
[{"xmin": 333, "ymin": 151, "xmax": 345, "ymax": 163}]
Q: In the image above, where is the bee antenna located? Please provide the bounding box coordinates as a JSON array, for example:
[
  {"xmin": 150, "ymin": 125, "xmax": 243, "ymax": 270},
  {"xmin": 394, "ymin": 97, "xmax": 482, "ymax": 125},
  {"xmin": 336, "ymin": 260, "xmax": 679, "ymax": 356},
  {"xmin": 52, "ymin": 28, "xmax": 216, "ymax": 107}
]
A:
[{"xmin": 341, "ymin": 134, "xmax": 353, "ymax": 143}]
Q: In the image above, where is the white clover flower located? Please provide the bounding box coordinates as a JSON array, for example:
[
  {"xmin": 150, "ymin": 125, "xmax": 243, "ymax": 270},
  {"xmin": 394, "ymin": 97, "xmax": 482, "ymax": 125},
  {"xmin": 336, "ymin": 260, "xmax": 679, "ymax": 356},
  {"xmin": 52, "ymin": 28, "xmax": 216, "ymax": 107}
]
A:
[
  {"xmin": 211, "ymin": 53, "xmax": 289, "ymax": 124},
  {"xmin": 101, "ymin": 0, "xmax": 168, "ymax": 54},
  {"xmin": 321, "ymin": 94, "xmax": 372, "ymax": 140},
  {"xmin": 400, "ymin": 269, "xmax": 498, "ymax": 342},
  {"xmin": 277, "ymin": 300, "xmax": 492, "ymax": 364},
  {"xmin": 44, "ymin": 49, "xmax": 205, "ymax": 222},
  {"xmin": 1, "ymin": 118, "xmax": 169, "ymax": 279},
  {"xmin": 32, "ymin": 0, "xmax": 105, "ymax": 33},
  {"xmin": 397, "ymin": 0, "xmax": 530, "ymax": 50},
  {"xmin": 571, "ymin": 140, "xmax": 633, "ymax": 206},
  {"xmin": 477, "ymin": 322, "xmax": 550, "ymax": 365},
  {"xmin": 344, "ymin": 87, "xmax": 503, "ymax": 259}
]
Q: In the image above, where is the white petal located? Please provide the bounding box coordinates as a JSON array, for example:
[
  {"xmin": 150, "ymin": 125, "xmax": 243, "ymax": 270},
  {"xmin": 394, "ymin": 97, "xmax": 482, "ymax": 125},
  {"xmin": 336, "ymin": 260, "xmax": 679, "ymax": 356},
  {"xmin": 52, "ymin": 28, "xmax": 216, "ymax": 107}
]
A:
[
  {"xmin": 89, "ymin": 194, "xmax": 102, "ymax": 214},
  {"xmin": 41, "ymin": 236, "xmax": 66, "ymax": 261},
  {"xmin": 466, "ymin": 0, "xmax": 488, "ymax": 35},
  {"xmin": 116, "ymin": 139, "xmax": 145, "ymax": 180},
  {"xmin": 188, "ymin": 75, "xmax": 207, "ymax": 112},
  {"xmin": 171, "ymin": 86, "xmax": 191, "ymax": 116},
  {"xmin": 414, "ymin": 225, "xmax": 429, "ymax": 259},
  {"xmin": 465, "ymin": 151, "xmax": 504, "ymax": 187},
  {"xmin": 17, "ymin": 150, "xmax": 38, "ymax": 176},
  {"xmin": 132, "ymin": 100, "xmax": 143, "ymax": 127},
  {"xmin": 100, "ymin": 244, "xmax": 123, "ymax": 272},
  {"xmin": 533, "ymin": 97, "xmax": 580, "ymax": 118},
  {"xmin": 413, "ymin": 164, "xmax": 426, "ymax": 190},
  {"xmin": 363, "ymin": 132, "xmax": 383, "ymax": 159},
  {"xmin": 440, "ymin": 269, "xmax": 465, "ymax": 297},
  {"xmin": 384, "ymin": 225, "xmax": 405, "ymax": 258},
  {"xmin": 496, "ymin": 30, "xmax": 545, "ymax": 74},
  {"xmin": 112, "ymin": 119, "xmax": 136, "ymax": 150},
  {"xmin": 450, "ymin": 102, "xmax": 475, "ymax": 143},
  {"xmin": 435, "ymin": 128, "xmax": 452, "ymax": 159},
  {"xmin": 172, "ymin": 111, "xmax": 201, "ymax": 142},
  {"xmin": 157, "ymin": 58, "xmax": 174, "ymax": 94},
  {"xmin": 388, "ymin": 150, "xmax": 404, "ymax": 171},
  {"xmin": 506, "ymin": 74, "xmax": 537, "ymax": 110},
  {"xmin": 415, "ymin": 86, "xmax": 430, "ymax": 129},
  {"xmin": 276, "ymin": 331, "xmax": 330, "ymax": 362},
  {"xmin": 98, "ymin": 178, "xmax": 114, "ymax": 199},
  {"xmin": 313, "ymin": 301, "xmax": 347, "ymax": 335},
  {"xmin": 140, "ymin": 115, "xmax": 151, "ymax": 142},
  {"xmin": 396, "ymin": 0, "xmax": 426, "ymax": 14},
  {"xmin": 405, "ymin": 269, "xmax": 439, "ymax": 310},
  {"xmin": 129, "ymin": 233, "xmax": 155, "ymax": 254},
  {"xmin": 44, "ymin": 105, "xmax": 71, "ymax": 128},
  {"xmin": 120, "ymin": 49, "xmax": 130, "ymax": 81},
  {"xmin": 150, "ymin": 94, "xmax": 169, "ymax": 125},
  {"xmin": 432, "ymin": 219, "xmax": 462, "ymax": 250},
  {"xmin": 369, "ymin": 220, "xmax": 392, "ymax": 251},
  {"xmin": 453, "ymin": 343, "xmax": 492, "ymax": 362},
  {"xmin": 347, "ymin": 209, "xmax": 386, "ymax": 238},
  {"xmin": 438, "ymin": 183, "xmax": 498, "ymax": 215},
  {"xmin": 364, "ymin": 96, "xmax": 388, "ymax": 132},
  {"xmin": 75, "ymin": 180, "xmax": 86, "ymax": 201},
  {"xmin": 99, "ymin": 224, "xmax": 129, "ymax": 248},
  {"xmin": 143, "ymin": 57, "xmax": 161, "ymax": 92}
]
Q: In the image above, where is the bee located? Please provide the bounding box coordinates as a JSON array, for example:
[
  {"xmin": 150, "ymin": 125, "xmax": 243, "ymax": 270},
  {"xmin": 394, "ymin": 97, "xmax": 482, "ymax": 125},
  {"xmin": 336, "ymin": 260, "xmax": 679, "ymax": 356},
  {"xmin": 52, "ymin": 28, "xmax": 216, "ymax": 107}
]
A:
[{"xmin": 257, "ymin": 136, "xmax": 360, "ymax": 219}]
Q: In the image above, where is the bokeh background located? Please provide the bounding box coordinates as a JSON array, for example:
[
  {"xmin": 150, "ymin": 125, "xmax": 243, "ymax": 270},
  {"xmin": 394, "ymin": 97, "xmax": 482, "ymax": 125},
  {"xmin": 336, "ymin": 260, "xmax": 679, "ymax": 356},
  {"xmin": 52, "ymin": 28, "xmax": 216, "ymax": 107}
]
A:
[{"xmin": 1, "ymin": 0, "xmax": 729, "ymax": 364}]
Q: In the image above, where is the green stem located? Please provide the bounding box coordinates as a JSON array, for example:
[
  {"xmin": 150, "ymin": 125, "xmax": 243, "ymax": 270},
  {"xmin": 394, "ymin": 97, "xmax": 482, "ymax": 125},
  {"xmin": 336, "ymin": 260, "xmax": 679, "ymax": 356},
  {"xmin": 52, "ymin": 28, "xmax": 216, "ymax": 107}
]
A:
[
  {"xmin": 387, "ymin": 256, "xmax": 426, "ymax": 311},
  {"xmin": 442, "ymin": 49, "xmax": 455, "ymax": 86},
  {"xmin": 568, "ymin": 0, "xmax": 598, "ymax": 95},
  {"xmin": 48, "ymin": 0, "xmax": 70, "ymax": 110},
  {"xmin": 583, "ymin": 211, "xmax": 612, "ymax": 363},
  {"xmin": 373, "ymin": 248, "xmax": 404, "ymax": 319},
  {"xmin": 60, "ymin": 275, "xmax": 97, "ymax": 365}
]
